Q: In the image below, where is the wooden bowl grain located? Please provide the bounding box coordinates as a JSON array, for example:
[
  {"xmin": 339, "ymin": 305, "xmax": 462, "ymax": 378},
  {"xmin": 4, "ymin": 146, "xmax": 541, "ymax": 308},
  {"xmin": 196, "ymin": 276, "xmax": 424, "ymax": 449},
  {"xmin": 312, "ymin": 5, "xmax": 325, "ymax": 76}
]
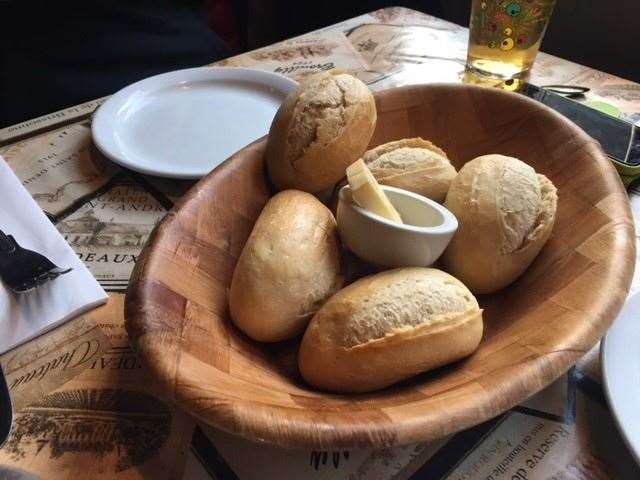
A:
[{"xmin": 125, "ymin": 84, "xmax": 635, "ymax": 448}]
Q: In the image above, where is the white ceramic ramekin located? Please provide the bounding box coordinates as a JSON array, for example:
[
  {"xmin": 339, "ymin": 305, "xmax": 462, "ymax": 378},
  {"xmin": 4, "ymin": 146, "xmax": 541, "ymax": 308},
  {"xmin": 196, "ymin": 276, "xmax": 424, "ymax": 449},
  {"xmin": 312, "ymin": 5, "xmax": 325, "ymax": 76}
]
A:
[{"xmin": 337, "ymin": 185, "xmax": 458, "ymax": 268}]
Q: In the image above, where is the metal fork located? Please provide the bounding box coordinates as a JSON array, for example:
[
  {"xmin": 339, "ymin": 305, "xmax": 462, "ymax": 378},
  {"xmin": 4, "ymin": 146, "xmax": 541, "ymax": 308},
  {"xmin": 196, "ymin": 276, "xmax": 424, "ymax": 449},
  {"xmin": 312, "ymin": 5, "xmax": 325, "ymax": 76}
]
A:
[{"xmin": 0, "ymin": 229, "xmax": 72, "ymax": 293}]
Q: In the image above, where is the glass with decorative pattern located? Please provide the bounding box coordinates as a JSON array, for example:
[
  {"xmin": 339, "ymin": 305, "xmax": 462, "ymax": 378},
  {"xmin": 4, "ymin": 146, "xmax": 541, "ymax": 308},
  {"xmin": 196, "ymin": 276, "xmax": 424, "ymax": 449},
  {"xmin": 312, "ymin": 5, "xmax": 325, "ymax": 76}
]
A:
[{"xmin": 466, "ymin": 0, "xmax": 557, "ymax": 80}]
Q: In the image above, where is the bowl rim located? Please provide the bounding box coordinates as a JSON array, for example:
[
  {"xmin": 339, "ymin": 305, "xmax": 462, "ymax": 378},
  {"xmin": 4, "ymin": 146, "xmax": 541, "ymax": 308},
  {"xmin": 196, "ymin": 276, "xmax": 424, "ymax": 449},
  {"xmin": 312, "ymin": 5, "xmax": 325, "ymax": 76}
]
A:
[
  {"xmin": 338, "ymin": 184, "xmax": 459, "ymax": 234},
  {"xmin": 125, "ymin": 82, "xmax": 635, "ymax": 449}
]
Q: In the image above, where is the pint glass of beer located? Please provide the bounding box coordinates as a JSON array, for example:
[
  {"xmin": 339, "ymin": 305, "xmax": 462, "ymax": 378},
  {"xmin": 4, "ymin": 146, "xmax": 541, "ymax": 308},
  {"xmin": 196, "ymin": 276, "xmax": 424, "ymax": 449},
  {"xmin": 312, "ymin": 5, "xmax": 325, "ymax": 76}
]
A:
[{"xmin": 466, "ymin": 0, "xmax": 557, "ymax": 80}]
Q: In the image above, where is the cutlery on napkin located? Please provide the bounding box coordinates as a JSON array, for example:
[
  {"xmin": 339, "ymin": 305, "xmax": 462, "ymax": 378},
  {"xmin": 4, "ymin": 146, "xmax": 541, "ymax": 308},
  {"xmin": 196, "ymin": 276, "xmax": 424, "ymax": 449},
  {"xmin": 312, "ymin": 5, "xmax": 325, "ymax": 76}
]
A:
[
  {"xmin": 0, "ymin": 156, "xmax": 107, "ymax": 354},
  {"xmin": 0, "ymin": 227, "xmax": 72, "ymax": 293}
]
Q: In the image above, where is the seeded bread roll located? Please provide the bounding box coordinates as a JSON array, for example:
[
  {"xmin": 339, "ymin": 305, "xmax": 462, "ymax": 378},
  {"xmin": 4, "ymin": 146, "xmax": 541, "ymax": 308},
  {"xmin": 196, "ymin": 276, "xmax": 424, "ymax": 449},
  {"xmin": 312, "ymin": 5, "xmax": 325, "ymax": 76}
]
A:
[
  {"xmin": 363, "ymin": 138, "xmax": 457, "ymax": 202},
  {"xmin": 442, "ymin": 154, "xmax": 558, "ymax": 294},
  {"xmin": 298, "ymin": 268, "xmax": 483, "ymax": 393},
  {"xmin": 229, "ymin": 190, "xmax": 343, "ymax": 342},
  {"xmin": 266, "ymin": 71, "xmax": 377, "ymax": 193}
]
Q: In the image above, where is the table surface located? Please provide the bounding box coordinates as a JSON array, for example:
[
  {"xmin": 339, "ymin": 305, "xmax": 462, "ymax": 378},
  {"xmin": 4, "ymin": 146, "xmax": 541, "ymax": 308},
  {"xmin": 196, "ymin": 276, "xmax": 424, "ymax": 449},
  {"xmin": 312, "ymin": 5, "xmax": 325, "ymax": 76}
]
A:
[{"xmin": 1, "ymin": 7, "xmax": 640, "ymax": 480}]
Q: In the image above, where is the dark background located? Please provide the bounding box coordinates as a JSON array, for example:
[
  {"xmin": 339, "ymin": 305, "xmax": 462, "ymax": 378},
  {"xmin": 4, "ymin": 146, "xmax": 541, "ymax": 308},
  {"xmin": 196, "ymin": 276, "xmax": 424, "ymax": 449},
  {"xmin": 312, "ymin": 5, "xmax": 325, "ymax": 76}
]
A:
[{"xmin": 2, "ymin": 0, "xmax": 638, "ymax": 128}]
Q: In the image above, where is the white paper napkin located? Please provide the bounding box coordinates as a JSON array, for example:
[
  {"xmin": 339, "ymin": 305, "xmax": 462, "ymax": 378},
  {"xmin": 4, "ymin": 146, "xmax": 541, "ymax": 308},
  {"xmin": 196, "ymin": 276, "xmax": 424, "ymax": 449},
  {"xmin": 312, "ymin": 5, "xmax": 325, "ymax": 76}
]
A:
[{"xmin": 0, "ymin": 156, "xmax": 107, "ymax": 354}]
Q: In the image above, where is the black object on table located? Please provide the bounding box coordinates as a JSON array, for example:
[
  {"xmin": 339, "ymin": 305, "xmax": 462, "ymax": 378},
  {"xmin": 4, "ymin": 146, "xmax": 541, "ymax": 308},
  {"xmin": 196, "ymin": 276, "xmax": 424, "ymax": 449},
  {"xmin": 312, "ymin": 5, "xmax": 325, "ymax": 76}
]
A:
[
  {"xmin": 0, "ymin": 365, "xmax": 10, "ymax": 447},
  {"xmin": 522, "ymin": 83, "xmax": 640, "ymax": 170},
  {"xmin": 0, "ymin": 229, "xmax": 72, "ymax": 294}
]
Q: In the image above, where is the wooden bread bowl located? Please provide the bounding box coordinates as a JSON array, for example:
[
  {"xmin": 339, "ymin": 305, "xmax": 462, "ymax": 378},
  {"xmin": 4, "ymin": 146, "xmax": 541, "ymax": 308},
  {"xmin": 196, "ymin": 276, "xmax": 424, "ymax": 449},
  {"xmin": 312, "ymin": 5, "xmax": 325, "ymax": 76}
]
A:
[{"xmin": 125, "ymin": 83, "xmax": 635, "ymax": 448}]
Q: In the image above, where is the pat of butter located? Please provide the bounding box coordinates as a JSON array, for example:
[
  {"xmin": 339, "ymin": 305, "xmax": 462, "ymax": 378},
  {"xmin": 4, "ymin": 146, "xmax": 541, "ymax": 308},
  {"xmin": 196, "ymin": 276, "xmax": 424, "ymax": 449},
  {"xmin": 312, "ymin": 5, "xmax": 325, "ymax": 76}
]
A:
[{"xmin": 346, "ymin": 159, "xmax": 403, "ymax": 224}]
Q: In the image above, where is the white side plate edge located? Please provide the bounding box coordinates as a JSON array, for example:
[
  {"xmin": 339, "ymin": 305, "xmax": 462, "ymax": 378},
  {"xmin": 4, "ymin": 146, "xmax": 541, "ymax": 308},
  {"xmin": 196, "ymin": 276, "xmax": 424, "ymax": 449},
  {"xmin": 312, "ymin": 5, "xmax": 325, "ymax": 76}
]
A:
[
  {"xmin": 91, "ymin": 67, "xmax": 298, "ymax": 179},
  {"xmin": 602, "ymin": 291, "xmax": 640, "ymax": 465}
]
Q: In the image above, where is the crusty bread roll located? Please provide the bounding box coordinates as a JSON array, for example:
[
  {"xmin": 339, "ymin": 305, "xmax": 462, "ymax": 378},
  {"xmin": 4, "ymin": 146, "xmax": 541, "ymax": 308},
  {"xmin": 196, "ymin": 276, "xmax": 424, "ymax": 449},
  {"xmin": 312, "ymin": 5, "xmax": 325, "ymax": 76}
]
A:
[
  {"xmin": 298, "ymin": 268, "xmax": 483, "ymax": 393},
  {"xmin": 442, "ymin": 154, "xmax": 558, "ymax": 294},
  {"xmin": 363, "ymin": 138, "xmax": 457, "ymax": 203},
  {"xmin": 229, "ymin": 190, "xmax": 343, "ymax": 342},
  {"xmin": 266, "ymin": 71, "xmax": 377, "ymax": 193}
]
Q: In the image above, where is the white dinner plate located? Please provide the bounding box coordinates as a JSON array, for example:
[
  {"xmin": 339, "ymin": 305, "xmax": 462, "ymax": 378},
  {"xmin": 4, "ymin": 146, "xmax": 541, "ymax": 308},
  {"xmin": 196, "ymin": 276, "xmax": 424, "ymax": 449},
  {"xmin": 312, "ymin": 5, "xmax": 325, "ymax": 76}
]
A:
[
  {"xmin": 92, "ymin": 67, "xmax": 298, "ymax": 179},
  {"xmin": 602, "ymin": 291, "xmax": 640, "ymax": 464}
]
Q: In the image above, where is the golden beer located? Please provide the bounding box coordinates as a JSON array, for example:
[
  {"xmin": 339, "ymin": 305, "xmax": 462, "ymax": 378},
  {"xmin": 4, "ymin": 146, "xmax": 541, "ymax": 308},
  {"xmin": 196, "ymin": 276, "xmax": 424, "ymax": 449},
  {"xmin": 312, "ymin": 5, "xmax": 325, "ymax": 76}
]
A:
[{"xmin": 466, "ymin": 0, "xmax": 557, "ymax": 79}]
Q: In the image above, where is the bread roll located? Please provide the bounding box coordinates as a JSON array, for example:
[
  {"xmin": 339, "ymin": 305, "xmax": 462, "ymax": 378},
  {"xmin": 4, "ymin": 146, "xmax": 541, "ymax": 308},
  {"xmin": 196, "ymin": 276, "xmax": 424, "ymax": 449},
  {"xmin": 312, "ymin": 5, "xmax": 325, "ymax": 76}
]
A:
[
  {"xmin": 363, "ymin": 138, "xmax": 457, "ymax": 203},
  {"xmin": 229, "ymin": 190, "xmax": 343, "ymax": 342},
  {"xmin": 298, "ymin": 268, "xmax": 483, "ymax": 393},
  {"xmin": 442, "ymin": 154, "xmax": 558, "ymax": 294},
  {"xmin": 266, "ymin": 71, "xmax": 377, "ymax": 193}
]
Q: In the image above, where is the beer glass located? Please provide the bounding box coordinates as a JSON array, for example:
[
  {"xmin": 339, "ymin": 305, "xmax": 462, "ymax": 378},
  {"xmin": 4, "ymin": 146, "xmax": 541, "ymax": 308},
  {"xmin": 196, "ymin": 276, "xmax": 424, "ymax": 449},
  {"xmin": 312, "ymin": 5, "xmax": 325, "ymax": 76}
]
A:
[{"xmin": 466, "ymin": 0, "xmax": 557, "ymax": 80}]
